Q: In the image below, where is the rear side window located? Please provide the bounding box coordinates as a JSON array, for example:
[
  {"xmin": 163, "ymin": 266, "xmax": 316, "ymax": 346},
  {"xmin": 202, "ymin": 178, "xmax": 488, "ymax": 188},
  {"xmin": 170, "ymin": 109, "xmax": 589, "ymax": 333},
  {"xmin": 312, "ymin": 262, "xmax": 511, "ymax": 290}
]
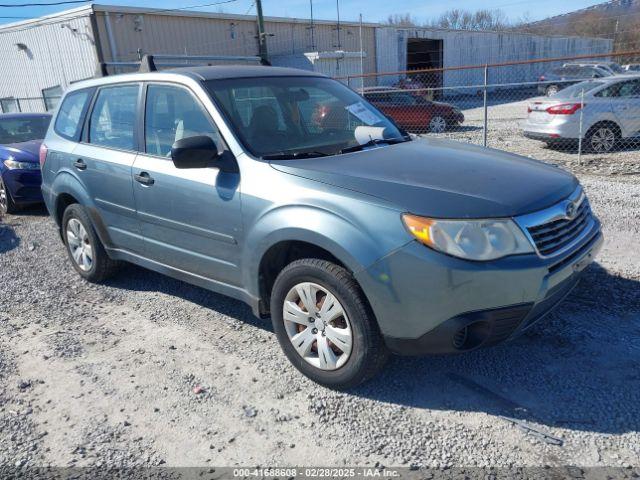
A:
[
  {"xmin": 88, "ymin": 84, "xmax": 139, "ymax": 151},
  {"xmin": 54, "ymin": 90, "xmax": 91, "ymax": 140}
]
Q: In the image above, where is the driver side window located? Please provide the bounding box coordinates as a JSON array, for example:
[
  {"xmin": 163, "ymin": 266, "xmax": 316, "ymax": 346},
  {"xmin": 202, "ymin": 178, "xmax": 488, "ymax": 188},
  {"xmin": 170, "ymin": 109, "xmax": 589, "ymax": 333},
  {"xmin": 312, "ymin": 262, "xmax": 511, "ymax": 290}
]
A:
[{"xmin": 145, "ymin": 84, "xmax": 224, "ymax": 157}]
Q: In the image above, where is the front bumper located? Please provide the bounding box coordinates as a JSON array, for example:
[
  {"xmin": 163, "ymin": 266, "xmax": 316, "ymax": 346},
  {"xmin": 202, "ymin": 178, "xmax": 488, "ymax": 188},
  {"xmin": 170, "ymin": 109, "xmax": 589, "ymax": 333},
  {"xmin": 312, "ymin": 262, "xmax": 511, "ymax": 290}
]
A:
[
  {"xmin": 356, "ymin": 222, "xmax": 602, "ymax": 355},
  {"xmin": 2, "ymin": 168, "xmax": 43, "ymax": 205}
]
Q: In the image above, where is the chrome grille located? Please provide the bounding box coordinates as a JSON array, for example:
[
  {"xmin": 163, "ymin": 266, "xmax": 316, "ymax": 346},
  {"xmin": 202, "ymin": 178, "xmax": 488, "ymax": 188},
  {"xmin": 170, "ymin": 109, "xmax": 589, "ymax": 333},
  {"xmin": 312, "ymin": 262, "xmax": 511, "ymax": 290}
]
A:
[{"xmin": 526, "ymin": 198, "xmax": 592, "ymax": 257}]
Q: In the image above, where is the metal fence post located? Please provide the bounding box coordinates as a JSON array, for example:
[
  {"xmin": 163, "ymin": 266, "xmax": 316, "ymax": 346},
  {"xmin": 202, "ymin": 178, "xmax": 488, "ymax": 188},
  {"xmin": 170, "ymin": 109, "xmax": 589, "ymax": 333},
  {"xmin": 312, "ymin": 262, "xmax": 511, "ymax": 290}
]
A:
[
  {"xmin": 578, "ymin": 88, "xmax": 585, "ymax": 166},
  {"xmin": 483, "ymin": 64, "xmax": 489, "ymax": 148}
]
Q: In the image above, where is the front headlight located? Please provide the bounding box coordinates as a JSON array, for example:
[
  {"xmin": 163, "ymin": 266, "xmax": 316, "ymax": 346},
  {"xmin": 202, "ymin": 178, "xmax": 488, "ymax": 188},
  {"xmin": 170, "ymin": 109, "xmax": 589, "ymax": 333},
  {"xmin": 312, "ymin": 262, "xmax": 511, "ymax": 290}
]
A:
[
  {"xmin": 3, "ymin": 158, "xmax": 40, "ymax": 170},
  {"xmin": 402, "ymin": 214, "xmax": 534, "ymax": 261}
]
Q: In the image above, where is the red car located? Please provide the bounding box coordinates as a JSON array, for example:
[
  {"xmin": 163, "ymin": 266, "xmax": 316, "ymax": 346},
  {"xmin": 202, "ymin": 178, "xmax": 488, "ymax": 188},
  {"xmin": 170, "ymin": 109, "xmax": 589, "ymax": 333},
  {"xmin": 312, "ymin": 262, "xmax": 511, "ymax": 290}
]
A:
[{"xmin": 361, "ymin": 87, "xmax": 464, "ymax": 134}]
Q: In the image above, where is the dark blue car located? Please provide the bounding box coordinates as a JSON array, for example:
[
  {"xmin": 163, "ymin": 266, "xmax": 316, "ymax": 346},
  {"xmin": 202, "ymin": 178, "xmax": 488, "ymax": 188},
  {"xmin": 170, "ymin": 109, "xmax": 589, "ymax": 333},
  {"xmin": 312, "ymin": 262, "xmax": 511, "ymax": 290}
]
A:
[{"xmin": 0, "ymin": 113, "xmax": 51, "ymax": 214}]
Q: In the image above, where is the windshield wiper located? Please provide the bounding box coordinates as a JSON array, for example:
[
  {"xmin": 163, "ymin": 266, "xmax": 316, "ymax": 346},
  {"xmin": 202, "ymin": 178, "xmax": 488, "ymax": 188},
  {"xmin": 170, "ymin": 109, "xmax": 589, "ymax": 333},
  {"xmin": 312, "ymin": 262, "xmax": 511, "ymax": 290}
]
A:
[
  {"xmin": 339, "ymin": 136, "xmax": 410, "ymax": 154},
  {"xmin": 262, "ymin": 151, "xmax": 329, "ymax": 160}
]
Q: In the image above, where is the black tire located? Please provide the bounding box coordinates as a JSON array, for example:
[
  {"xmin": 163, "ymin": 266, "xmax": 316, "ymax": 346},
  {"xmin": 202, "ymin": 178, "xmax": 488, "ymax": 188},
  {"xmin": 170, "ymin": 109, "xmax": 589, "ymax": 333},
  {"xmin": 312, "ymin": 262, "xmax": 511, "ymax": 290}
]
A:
[
  {"xmin": 585, "ymin": 123, "xmax": 620, "ymax": 153},
  {"xmin": 62, "ymin": 203, "xmax": 121, "ymax": 282},
  {"xmin": 270, "ymin": 258, "xmax": 388, "ymax": 389},
  {"xmin": 546, "ymin": 84, "xmax": 559, "ymax": 96},
  {"xmin": 428, "ymin": 115, "xmax": 447, "ymax": 133},
  {"xmin": 0, "ymin": 175, "xmax": 18, "ymax": 215}
]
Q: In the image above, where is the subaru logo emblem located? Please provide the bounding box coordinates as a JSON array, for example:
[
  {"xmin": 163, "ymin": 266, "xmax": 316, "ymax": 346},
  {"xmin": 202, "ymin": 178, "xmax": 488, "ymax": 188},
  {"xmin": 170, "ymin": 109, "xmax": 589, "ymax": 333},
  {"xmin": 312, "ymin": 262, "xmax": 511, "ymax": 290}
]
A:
[{"xmin": 565, "ymin": 201, "xmax": 578, "ymax": 219}]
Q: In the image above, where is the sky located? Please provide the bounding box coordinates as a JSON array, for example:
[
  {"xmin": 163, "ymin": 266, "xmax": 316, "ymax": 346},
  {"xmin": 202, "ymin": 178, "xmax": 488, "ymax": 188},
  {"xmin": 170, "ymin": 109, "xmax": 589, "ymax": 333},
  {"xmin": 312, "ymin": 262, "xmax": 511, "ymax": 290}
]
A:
[{"xmin": 0, "ymin": 0, "xmax": 606, "ymax": 26}]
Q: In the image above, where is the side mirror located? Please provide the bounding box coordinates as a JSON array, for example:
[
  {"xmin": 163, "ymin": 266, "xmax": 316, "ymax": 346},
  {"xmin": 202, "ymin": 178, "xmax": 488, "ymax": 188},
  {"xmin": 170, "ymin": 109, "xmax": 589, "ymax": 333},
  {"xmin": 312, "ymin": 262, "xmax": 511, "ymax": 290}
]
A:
[{"xmin": 171, "ymin": 135, "xmax": 220, "ymax": 169}]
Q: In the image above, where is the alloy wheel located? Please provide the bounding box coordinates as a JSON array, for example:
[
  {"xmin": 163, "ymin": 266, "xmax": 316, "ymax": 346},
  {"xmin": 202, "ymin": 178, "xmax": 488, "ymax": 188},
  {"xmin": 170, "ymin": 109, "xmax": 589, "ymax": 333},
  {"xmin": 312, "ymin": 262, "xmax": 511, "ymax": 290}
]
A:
[
  {"xmin": 66, "ymin": 218, "xmax": 93, "ymax": 271},
  {"xmin": 590, "ymin": 127, "xmax": 616, "ymax": 153},
  {"xmin": 0, "ymin": 178, "xmax": 7, "ymax": 214},
  {"xmin": 283, "ymin": 282, "xmax": 352, "ymax": 371},
  {"xmin": 546, "ymin": 85, "xmax": 559, "ymax": 96},
  {"xmin": 429, "ymin": 116, "xmax": 447, "ymax": 133}
]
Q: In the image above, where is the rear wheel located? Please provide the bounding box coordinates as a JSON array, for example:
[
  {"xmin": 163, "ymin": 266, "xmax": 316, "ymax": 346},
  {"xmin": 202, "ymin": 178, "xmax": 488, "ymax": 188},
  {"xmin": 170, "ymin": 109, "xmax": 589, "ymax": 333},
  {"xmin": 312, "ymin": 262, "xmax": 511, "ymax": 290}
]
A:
[
  {"xmin": 270, "ymin": 259, "xmax": 388, "ymax": 389},
  {"xmin": 0, "ymin": 176, "xmax": 17, "ymax": 215},
  {"xmin": 429, "ymin": 116, "xmax": 447, "ymax": 133},
  {"xmin": 586, "ymin": 123, "xmax": 619, "ymax": 153},
  {"xmin": 62, "ymin": 204, "xmax": 120, "ymax": 282},
  {"xmin": 546, "ymin": 84, "xmax": 559, "ymax": 96}
]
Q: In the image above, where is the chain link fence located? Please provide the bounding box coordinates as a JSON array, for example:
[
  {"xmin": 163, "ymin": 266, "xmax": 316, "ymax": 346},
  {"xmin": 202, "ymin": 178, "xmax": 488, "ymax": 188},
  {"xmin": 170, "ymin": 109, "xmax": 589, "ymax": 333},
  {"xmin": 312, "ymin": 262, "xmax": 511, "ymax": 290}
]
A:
[{"xmin": 343, "ymin": 50, "xmax": 640, "ymax": 177}]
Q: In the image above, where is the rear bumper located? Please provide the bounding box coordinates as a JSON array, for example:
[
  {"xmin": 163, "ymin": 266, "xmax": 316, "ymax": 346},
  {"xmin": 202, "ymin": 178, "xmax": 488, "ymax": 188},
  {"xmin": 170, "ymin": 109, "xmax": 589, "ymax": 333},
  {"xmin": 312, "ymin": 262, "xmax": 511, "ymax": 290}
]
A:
[
  {"xmin": 523, "ymin": 131, "xmax": 572, "ymax": 142},
  {"xmin": 1, "ymin": 169, "xmax": 43, "ymax": 204},
  {"xmin": 357, "ymin": 225, "xmax": 603, "ymax": 356}
]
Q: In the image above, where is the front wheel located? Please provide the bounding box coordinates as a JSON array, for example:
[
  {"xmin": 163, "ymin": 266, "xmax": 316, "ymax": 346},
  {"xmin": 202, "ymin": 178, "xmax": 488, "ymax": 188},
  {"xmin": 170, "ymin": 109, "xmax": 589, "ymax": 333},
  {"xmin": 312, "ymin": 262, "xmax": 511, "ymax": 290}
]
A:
[
  {"xmin": 270, "ymin": 259, "xmax": 388, "ymax": 389},
  {"xmin": 0, "ymin": 176, "xmax": 17, "ymax": 215}
]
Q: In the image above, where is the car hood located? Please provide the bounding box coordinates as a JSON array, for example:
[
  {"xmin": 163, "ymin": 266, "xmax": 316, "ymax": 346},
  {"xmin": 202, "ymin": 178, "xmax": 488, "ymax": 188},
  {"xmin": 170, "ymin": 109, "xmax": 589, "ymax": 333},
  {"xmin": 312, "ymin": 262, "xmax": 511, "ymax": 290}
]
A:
[
  {"xmin": 0, "ymin": 140, "xmax": 41, "ymax": 162},
  {"xmin": 269, "ymin": 138, "xmax": 578, "ymax": 218}
]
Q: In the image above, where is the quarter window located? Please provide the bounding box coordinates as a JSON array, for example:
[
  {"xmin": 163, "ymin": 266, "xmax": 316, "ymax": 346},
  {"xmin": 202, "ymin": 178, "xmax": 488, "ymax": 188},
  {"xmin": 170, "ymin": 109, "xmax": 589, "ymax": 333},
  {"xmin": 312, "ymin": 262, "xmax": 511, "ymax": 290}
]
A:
[
  {"xmin": 88, "ymin": 85, "xmax": 139, "ymax": 151},
  {"xmin": 0, "ymin": 97, "xmax": 19, "ymax": 113},
  {"xmin": 145, "ymin": 84, "xmax": 223, "ymax": 157},
  {"xmin": 54, "ymin": 90, "xmax": 91, "ymax": 140},
  {"xmin": 42, "ymin": 85, "xmax": 63, "ymax": 111}
]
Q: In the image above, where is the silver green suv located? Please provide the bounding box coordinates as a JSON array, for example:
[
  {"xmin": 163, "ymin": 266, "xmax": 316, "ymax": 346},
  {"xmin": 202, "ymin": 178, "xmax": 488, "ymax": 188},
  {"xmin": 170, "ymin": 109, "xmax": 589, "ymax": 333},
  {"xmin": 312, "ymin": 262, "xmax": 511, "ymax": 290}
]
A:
[{"xmin": 40, "ymin": 65, "xmax": 602, "ymax": 388}]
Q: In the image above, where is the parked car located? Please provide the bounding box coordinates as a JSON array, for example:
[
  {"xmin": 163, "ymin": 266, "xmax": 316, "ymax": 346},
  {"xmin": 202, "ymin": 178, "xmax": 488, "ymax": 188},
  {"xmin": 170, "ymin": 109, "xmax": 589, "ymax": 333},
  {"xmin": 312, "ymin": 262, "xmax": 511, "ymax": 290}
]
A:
[
  {"xmin": 41, "ymin": 65, "xmax": 602, "ymax": 388},
  {"xmin": 0, "ymin": 113, "xmax": 52, "ymax": 214},
  {"xmin": 537, "ymin": 65, "xmax": 611, "ymax": 96},
  {"xmin": 564, "ymin": 61, "xmax": 625, "ymax": 75},
  {"xmin": 623, "ymin": 63, "xmax": 640, "ymax": 72},
  {"xmin": 523, "ymin": 75, "xmax": 640, "ymax": 152},
  {"xmin": 360, "ymin": 87, "xmax": 464, "ymax": 133}
]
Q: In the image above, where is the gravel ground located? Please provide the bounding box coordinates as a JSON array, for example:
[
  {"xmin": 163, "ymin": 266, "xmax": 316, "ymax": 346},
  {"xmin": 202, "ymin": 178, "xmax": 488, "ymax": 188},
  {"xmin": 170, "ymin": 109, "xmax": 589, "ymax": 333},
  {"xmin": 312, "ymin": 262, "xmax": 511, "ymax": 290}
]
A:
[{"xmin": 1, "ymin": 167, "xmax": 639, "ymax": 471}]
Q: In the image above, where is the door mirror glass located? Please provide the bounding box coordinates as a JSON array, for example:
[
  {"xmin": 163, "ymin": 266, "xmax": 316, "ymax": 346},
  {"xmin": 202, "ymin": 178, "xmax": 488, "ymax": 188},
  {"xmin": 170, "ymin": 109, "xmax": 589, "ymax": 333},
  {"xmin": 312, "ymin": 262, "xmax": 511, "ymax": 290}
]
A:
[{"xmin": 171, "ymin": 135, "xmax": 220, "ymax": 169}]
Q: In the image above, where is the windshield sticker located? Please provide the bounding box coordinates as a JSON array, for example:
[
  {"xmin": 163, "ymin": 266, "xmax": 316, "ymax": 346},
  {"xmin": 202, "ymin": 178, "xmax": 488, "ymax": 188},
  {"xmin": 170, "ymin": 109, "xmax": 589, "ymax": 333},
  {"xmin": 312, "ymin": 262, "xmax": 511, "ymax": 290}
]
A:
[{"xmin": 346, "ymin": 102, "xmax": 379, "ymax": 126}]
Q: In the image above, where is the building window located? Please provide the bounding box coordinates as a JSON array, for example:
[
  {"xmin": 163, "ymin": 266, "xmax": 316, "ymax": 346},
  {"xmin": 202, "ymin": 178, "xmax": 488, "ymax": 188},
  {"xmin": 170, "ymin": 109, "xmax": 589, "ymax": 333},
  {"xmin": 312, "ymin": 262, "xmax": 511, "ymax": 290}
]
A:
[
  {"xmin": 0, "ymin": 97, "xmax": 19, "ymax": 113},
  {"xmin": 42, "ymin": 85, "xmax": 63, "ymax": 111}
]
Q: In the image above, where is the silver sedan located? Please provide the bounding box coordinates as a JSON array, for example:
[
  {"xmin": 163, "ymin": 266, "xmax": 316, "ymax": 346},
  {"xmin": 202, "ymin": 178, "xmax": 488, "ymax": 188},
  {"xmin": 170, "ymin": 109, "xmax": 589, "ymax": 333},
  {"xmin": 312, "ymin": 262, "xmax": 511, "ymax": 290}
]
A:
[{"xmin": 522, "ymin": 75, "xmax": 640, "ymax": 153}]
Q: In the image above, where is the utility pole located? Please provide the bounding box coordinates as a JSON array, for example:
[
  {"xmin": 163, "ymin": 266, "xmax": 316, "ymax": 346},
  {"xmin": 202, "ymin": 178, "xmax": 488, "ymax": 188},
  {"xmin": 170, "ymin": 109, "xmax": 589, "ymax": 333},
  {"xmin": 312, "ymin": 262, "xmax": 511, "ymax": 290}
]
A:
[
  {"xmin": 309, "ymin": 0, "xmax": 316, "ymax": 51},
  {"xmin": 256, "ymin": 0, "xmax": 269, "ymax": 64},
  {"xmin": 335, "ymin": 0, "xmax": 341, "ymax": 49}
]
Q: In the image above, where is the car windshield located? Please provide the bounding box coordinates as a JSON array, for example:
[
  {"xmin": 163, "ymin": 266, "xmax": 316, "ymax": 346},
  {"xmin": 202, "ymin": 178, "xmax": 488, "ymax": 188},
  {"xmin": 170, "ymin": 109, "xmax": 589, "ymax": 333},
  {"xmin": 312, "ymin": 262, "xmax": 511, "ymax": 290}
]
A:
[
  {"xmin": 551, "ymin": 81, "xmax": 604, "ymax": 98},
  {"xmin": 0, "ymin": 116, "xmax": 50, "ymax": 144},
  {"xmin": 608, "ymin": 63, "xmax": 625, "ymax": 74},
  {"xmin": 205, "ymin": 76, "xmax": 405, "ymax": 158}
]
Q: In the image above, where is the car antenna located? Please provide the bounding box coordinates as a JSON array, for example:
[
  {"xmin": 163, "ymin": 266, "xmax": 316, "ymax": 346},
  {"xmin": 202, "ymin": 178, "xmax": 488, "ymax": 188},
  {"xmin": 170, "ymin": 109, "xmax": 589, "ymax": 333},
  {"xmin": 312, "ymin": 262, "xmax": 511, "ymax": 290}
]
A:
[{"xmin": 139, "ymin": 54, "xmax": 158, "ymax": 72}]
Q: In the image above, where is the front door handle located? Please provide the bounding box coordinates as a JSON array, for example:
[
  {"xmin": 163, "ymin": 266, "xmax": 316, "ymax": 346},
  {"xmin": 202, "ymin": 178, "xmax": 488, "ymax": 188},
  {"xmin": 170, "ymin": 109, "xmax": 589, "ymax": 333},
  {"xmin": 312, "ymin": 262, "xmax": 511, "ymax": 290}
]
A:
[
  {"xmin": 73, "ymin": 159, "xmax": 87, "ymax": 170},
  {"xmin": 134, "ymin": 171, "xmax": 155, "ymax": 186}
]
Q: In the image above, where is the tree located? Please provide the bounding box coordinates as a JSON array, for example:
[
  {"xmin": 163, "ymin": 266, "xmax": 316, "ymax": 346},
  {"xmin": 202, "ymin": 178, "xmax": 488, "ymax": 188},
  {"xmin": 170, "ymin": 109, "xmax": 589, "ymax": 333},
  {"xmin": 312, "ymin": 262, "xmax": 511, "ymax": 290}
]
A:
[
  {"xmin": 384, "ymin": 13, "xmax": 419, "ymax": 27},
  {"xmin": 429, "ymin": 9, "xmax": 510, "ymax": 31}
]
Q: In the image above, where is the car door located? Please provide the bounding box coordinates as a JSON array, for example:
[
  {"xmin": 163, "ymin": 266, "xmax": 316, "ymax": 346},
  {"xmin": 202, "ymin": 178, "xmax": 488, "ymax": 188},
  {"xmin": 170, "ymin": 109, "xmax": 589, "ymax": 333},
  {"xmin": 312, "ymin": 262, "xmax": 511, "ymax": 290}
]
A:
[
  {"xmin": 388, "ymin": 92, "xmax": 427, "ymax": 132},
  {"xmin": 73, "ymin": 83, "xmax": 143, "ymax": 253},
  {"xmin": 610, "ymin": 79, "xmax": 640, "ymax": 137},
  {"xmin": 132, "ymin": 83, "xmax": 242, "ymax": 286}
]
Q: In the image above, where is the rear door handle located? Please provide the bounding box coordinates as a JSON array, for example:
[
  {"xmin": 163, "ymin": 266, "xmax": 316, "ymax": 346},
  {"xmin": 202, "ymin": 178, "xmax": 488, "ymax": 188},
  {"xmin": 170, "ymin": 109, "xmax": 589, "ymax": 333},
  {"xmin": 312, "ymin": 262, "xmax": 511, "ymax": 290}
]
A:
[
  {"xmin": 73, "ymin": 159, "xmax": 87, "ymax": 170},
  {"xmin": 134, "ymin": 171, "xmax": 155, "ymax": 186}
]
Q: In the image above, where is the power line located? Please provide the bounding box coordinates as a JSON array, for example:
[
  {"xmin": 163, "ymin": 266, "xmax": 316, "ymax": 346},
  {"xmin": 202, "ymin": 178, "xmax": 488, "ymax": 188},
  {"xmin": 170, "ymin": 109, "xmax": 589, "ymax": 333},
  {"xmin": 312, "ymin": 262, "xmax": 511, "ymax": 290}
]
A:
[{"xmin": 0, "ymin": 0, "xmax": 88, "ymax": 6}]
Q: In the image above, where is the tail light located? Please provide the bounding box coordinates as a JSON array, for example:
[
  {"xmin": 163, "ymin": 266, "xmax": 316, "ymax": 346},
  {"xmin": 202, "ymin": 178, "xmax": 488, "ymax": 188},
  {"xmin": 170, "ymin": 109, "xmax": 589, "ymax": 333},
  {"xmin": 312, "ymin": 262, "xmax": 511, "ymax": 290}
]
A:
[
  {"xmin": 539, "ymin": 75, "xmax": 546, "ymax": 81},
  {"xmin": 527, "ymin": 106, "xmax": 532, "ymax": 114},
  {"xmin": 546, "ymin": 103, "xmax": 584, "ymax": 115},
  {"xmin": 39, "ymin": 143, "xmax": 48, "ymax": 169}
]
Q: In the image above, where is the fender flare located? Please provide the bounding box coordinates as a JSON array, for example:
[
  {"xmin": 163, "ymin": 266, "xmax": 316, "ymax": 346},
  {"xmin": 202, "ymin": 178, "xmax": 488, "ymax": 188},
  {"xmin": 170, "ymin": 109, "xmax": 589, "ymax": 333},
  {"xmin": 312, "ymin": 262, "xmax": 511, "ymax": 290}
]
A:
[
  {"xmin": 50, "ymin": 171, "xmax": 112, "ymax": 247},
  {"xmin": 242, "ymin": 204, "xmax": 403, "ymax": 300}
]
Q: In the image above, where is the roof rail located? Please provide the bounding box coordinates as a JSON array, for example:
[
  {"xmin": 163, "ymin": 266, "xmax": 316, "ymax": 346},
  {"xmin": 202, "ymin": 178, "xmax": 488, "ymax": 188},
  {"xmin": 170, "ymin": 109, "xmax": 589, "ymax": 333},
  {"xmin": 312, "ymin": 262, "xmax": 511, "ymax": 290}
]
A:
[{"xmin": 93, "ymin": 54, "xmax": 263, "ymax": 78}]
